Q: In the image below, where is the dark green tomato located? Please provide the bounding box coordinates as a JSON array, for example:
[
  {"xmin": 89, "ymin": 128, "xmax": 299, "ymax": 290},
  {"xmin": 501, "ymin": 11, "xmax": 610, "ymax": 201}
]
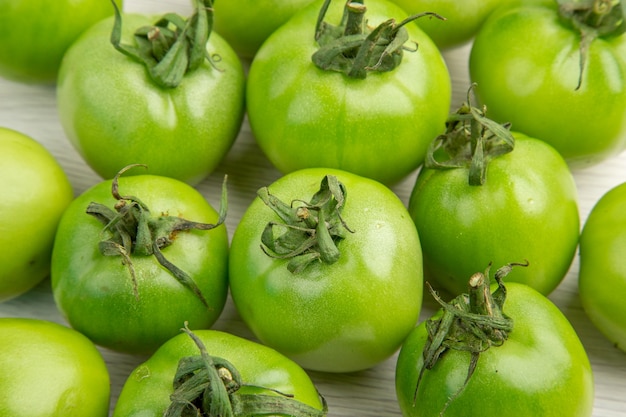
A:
[
  {"xmin": 0, "ymin": 318, "xmax": 110, "ymax": 417},
  {"xmin": 0, "ymin": 127, "xmax": 73, "ymax": 302},
  {"xmin": 390, "ymin": 0, "xmax": 508, "ymax": 49},
  {"xmin": 469, "ymin": 0, "xmax": 626, "ymax": 167},
  {"xmin": 214, "ymin": 0, "xmax": 317, "ymax": 58},
  {"xmin": 408, "ymin": 133, "xmax": 579, "ymax": 296},
  {"xmin": 579, "ymin": 181, "xmax": 626, "ymax": 352},
  {"xmin": 113, "ymin": 329, "xmax": 325, "ymax": 417},
  {"xmin": 396, "ymin": 282, "xmax": 594, "ymax": 417},
  {"xmin": 51, "ymin": 173, "xmax": 229, "ymax": 354},
  {"xmin": 0, "ymin": 0, "xmax": 122, "ymax": 84},
  {"xmin": 246, "ymin": 0, "xmax": 451, "ymax": 185},
  {"xmin": 229, "ymin": 168, "xmax": 423, "ymax": 373},
  {"xmin": 57, "ymin": 12, "xmax": 245, "ymax": 185}
]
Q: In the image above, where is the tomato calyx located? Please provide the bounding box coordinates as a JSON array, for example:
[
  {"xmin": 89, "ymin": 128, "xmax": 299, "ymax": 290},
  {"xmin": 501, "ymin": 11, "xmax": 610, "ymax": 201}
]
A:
[
  {"xmin": 257, "ymin": 175, "xmax": 354, "ymax": 274},
  {"xmin": 85, "ymin": 164, "xmax": 228, "ymax": 307},
  {"xmin": 413, "ymin": 261, "xmax": 528, "ymax": 416},
  {"xmin": 311, "ymin": 0, "xmax": 445, "ymax": 78},
  {"xmin": 164, "ymin": 323, "xmax": 329, "ymax": 417},
  {"xmin": 558, "ymin": 0, "xmax": 626, "ymax": 89},
  {"xmin": 424, "ymin": 84, "xmax": 515, "ymax": 186},
  {"xmin": 109, "ymin": 0, "xmax": 222, "ymax": 88}
]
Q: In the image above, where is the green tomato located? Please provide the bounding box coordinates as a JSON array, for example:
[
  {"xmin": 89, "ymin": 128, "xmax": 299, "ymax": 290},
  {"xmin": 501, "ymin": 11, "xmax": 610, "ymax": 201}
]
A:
[
  {"xmin": 229, "ymin": 168, "xmax": 423, "ymax": 373},
  {"xmin": 579, "ymin": 181, "xmax": 626, "ymax": 352},
  {"xmin": 214, "ymin": 0, "xmax": 317, "ymax": 58},
  {"xmin": 246, "ymin": 0, "xmax": 451, "ymax": 185},
  {"xmin": 113, "ymin": 327, "xmax": 326, "ymax": 417},
  {"xmin": 0, "ymin": 318, "xmax": 110, "ymax": 417},
  {"xmin": 56, "ymin": 8, "xmax": 245, "ymax": 185},
  {"xmin": 51, "ymin": 167, "xmax": 229, "ymax": 354},
  {"xmin": 409, "ymin": 131, "xmax": 579, "ymax": 296},
  {"xmin": 469, "ymin": 0, "xmax": 626, "ymax": 167},
  {"xmin": 395, "ymin": 267, "xmax": 594, "ymax": 416},
  {"xmin": 390, "ymin": 0, "xmax": 507, "ymax": 49},
  {"xmin": 0, "ymin": 0, "xmax": 122, "ymax": 84},
  {"xmin": 0, "ymin": 127, "xmax": 73, "ymax": 302}
]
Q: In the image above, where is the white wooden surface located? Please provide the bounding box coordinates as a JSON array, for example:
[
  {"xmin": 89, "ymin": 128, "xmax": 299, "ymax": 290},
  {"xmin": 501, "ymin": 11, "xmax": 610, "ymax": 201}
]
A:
[{"xmin": 1, "ymin": 1, "xmax": 626, "ymax": 415}]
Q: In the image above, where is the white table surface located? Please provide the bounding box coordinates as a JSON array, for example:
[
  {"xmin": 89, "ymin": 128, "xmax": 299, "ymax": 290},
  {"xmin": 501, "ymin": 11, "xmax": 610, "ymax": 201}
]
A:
[{"xmin": 1, "ymin": 1, "xmax": 626, "ymax": 415}]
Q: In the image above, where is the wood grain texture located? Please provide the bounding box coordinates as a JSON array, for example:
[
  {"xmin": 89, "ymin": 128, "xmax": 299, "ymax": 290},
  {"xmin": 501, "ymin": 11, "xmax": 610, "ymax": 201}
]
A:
[{"xmin": 1, "ymin": 1, "xmax": 626, "ymax": 416}]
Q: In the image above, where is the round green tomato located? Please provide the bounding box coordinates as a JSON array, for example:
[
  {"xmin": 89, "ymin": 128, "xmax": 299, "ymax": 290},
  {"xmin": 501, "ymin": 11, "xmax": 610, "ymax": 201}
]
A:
[
  {"xmin": 214, "ymin": 0, "xmax": 317, "ymax": 58},
  {"xmin": 229, "ymin": 168, "xmax": 423, "ymax": 373},
  {"xmin": 0, "ymin": 318, "xmax": 110, "ymax": 417},
  {"xmin": 396, "ymin": 281, "xmax": 594, "ymax": 416},
  {"xmin": 247, "ymin": 0, "xmax": 451, "ymax": 185},
  {"xmin": 408, "ymin": 133, "xmax": 579, "ymax": 296},
  {"xmin": 579, "ymin": 181, "xmax": 626, "ymax": 352},
  {"xmin": 0, "ymin": 127, "xmax": 73, "ymax": 302},
  {"xmin": 51, "ymin": 172, "xmax": 229, "ymax": 354},
  {"xmin": 390, "ymin": 0, "xmax": 507, "ymax": 49},
  {"xmin": 469, "ymin": 1, "xmax": 626, "ymax": 167},
  {"xmin": 113, "ymin": 328, "xmax": 325, "ymax": 416},
  {"xmin": 0, "ymin": 0, "xmax": 121, "ymax": 84},
  {"xmin": 57, "ymin": 12, "xmax": 245, "ymax": 185}
]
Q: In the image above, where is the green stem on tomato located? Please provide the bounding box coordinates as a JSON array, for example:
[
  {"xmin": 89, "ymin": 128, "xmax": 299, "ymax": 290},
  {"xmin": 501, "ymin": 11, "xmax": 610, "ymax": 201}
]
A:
[
  {"xmin": 163, "ymin": 322, "xmax": 328, "ymax": 417},
  {"xmin": 424, "ymin": 84, "xmax": 515, "ymax": 186},
  {"xmin": 311, "ymin": 0, "xmax": 445, "ymax": 78}
]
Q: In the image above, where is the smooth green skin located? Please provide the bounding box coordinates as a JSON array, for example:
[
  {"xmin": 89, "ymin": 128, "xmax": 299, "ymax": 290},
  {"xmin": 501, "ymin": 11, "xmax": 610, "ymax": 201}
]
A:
[
  {"xmin": 57, "ymin": 13, "xmax": 245, "ymax": 186},
  {"xmin": 395, "ymin": 282, "xmax": 594, "ymax": 417},
  {"xmin": 390, "ymin": 0, "xmax": 506, "ymax": 49},
  {"xmin": 579, "ymin": 182, "xmax": 626, "ymax": 352},
  {"xmin": 0, "ymin": 318, "xmax": 110, "ymax": 417},
  {"xmin": 214, "ymin": 0, "xmax": 317, "ymax": 59},
  {"xmin": 0, "ymin": 128, "xmax": 73, "ymax": 302},
  {"xmin": 229, "ymin": 168, "xmax": 423, "ymax": 373},
  {"xmin": 0, "ymin": 0, "xmax": 122, "ymax": 84},
  {"xmin": 247, "ymin": 0, "xmax": 451, "ymax": 185},
  {"xmin": 51, "ymin": 174, "xmax": 229, "ymax": 355},
  {"xmin": 469, "ymin": 1, "xmax": 626, "ymax": 168},
  {"xmin": 113, "ymin": 329, "xmax": 325, "ymax": 416},
  {"xmin": 408, "ymin": 133, "xmax": 579, "ymax": 296}
]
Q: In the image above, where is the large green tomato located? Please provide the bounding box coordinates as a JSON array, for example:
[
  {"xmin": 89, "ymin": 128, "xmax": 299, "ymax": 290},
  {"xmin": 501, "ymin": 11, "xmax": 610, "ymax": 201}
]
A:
[
  {"xmin": 57, "ymin": 6, "xmax": 245, "ymax": 185},
  {"xmin": 51, "ymin": 167, "xmax": 229, "ymax": 354},
  {"xmin": 0, "ymin": 127, "xmax": 73, "ymax": 302},
  {"xmin": 214, "ymin": 0, "xmax": 317, "ymax": 58},
  {"xmin": 395, "ymin": 265, "xmax": 594, "ymax": 416},
  {"xmin": 113, "ymin": 327, "xmax": 326, "ymax": 417},
  {"xmin": 469, "ymin": 0, "xmax": 626, "ymax": 167},
  {"xmin": 247, "ymin": 0, "xmax": 451, "ymax": 185},
  {"xmin": 579, "ymin": 181, "xmax": 626, "ymax": 352},
  {"xmin": 0, "ymin": 0, "xmax": 122, "ymax": 83},
  {"xmin": 229, "ymin": 168, "xmax": 423, "ymax": 373},
  {"xmin": 0, "ymin": 318, "xmax": 110, "ymax": 417},
  {"xmin": 390, "ymin": 0, "xmax": 507, "ymax": 49},
  {"xmin": 409, "ymin": 122, "xmax": 579, "ymax": 296}
]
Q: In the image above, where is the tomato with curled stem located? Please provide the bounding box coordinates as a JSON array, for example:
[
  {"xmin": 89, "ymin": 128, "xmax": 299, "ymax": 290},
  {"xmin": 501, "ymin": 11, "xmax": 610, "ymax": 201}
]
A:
[
  {"xmin": 395, "ymin": 262, "xmax": 594, "ymax": 417},
  {"xmin": 51, "ymin": 165, "xmax": 229, "ymax": 354},
  {"xmin": 229, "ymin": 168, "xmax": 423, "ymax": 373}
]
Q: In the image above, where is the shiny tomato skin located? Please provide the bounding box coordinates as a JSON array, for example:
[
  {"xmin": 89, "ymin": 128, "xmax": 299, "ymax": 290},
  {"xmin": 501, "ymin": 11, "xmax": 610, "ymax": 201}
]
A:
[
  {"xmin": 0, "ymin": 127, "xmax": 74, "ymax": 302},
  {"xmin": 0, "ymin": 0, "xmax": 122, "ymax": 84},
  {"xmin": 395, "ymin": 282, "xmax": 594, "ymax": 417},
  {"xmin": 51, "ymin": 173, "xmax": 229, "ymax": 354},
  {"xmin": 246, "ymin": 0, "xmax": 451, "ymax": 185},
  {"xmin": 56, "ymin": 13, "xmax": 245, "ymax": 185},
  {"xmin": 408, "ymin": 133, "xmax": 579, "ymax": 296},
  {"xmin": 0, "ymin": 318, "xmax": 110, "ymax": 417},
  {"xmin": 214, "ymin": 0, "xmax": 316, "ymax": 58},
  {"xmin": 579, "ymin": 181, "xmax": 626, "ymax": 352},
  {"xmin": 469, "ymin": 0, "xmax": 626, "ymax": 167},
  {"xmin": 113, "ymin": 329, "xmax": 325, "ymax": 416},
  {"xmin": 229, "ymin": 168, "xmax": 423, "ymax": 373}
]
